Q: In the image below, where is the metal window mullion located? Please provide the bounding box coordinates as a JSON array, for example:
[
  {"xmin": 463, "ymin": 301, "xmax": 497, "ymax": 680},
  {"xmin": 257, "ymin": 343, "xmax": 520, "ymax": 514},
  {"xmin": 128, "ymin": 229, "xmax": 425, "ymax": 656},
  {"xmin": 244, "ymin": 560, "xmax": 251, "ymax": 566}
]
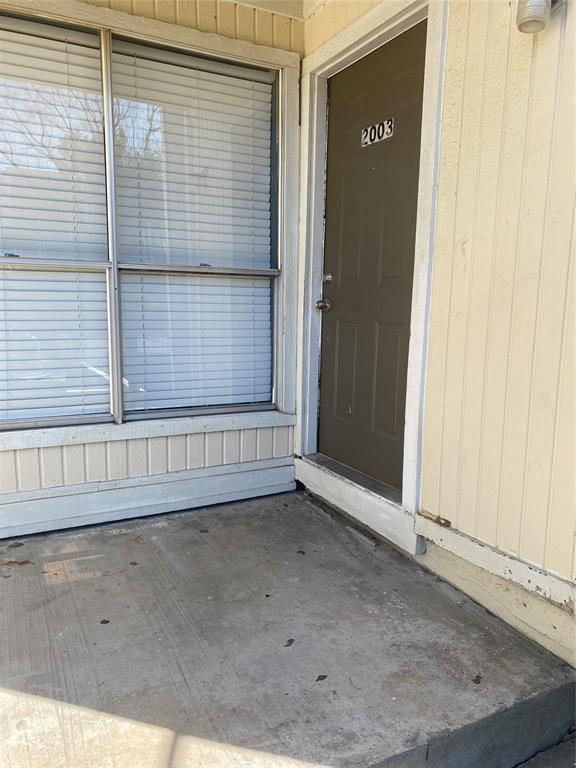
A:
[
  {"xmin": 117, "ymin": 263, "xmax": 280, "ymax": 278},
  {"xmin": 0, "ymin": 260, "xmax": 111, "ymax": 272},
  {"xmin": 100, "ymin": 28, "xmax": 123, "ymax": 424},
  {"xmin": 0, "ymin": 414, "xmax": 114, "ymax": 432}
]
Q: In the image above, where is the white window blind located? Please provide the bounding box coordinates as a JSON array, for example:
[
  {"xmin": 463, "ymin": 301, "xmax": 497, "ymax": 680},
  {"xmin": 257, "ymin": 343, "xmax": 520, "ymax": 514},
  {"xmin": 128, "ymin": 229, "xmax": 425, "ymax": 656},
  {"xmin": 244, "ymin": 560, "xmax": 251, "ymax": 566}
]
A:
[
  {"xmin": 112, "ymin": 42, "xmax": 275, "ymax": 269},
  {"xmin": 0, "ymin": 23, "xmax": 107, "ymax": 262},
  {"xmin": 0, "ymin": 270, "xmax": 110, "ymax": 422},
  {"xmin": 0, "ymin": 18, "xmax": 111, "ymax": 425},
  {"xmin": 0, "ymin": 15, "xmax": 277, "ymax": 426},
  {"xmin": 121, "ymin": 273, "xmax": 272, "ymax": 412}
]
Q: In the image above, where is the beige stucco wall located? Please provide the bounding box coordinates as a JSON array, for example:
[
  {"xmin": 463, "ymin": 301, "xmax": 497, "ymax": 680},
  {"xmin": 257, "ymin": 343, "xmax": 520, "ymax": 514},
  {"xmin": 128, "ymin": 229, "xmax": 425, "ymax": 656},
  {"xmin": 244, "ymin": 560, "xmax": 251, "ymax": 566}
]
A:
[
  {"xmin": 421, "ymin": 0, "xmax": 575, "ymax": 583},
  {"xmin": 78, "ymin": 0, "xmax": 304, "ymax": 52}
]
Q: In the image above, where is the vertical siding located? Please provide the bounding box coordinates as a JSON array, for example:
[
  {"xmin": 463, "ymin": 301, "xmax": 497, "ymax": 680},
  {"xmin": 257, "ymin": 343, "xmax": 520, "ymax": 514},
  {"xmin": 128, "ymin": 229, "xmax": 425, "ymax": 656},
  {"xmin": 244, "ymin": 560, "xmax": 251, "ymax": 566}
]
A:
[
  {"xmin": 78, "ymin": 0, "xmax": 305, "ymax": 53},
  {"xmin": 304, "ymin": 0, "xmax": 376, "ymax": 54},
  {"xmin": 0, "ymin": 426, "xmax": 294, "ymax": 494},
  {"xmin": 421, "ymin": 0, "xmax": 575, "ymax": 581}
]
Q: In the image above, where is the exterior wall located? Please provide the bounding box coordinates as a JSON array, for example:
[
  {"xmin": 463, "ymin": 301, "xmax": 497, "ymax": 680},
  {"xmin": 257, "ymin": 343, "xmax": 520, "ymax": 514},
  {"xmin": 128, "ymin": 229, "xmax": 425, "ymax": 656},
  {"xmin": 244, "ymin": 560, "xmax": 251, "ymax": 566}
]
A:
[
  {"xmin": 305, "ymin": 0, "xmax": 376, "ymax": 54},
  {"xmin": 78, "ymin": 0, "xmax": 305, "ymax": 53},
  {"xmin": 0, "ymin": 0, "xmax": 300, "ymax": 538},
  {"xmin": 0, "ymin": 424, "xmax": 294, "ymax": 491},
  {"xmin": 0, "ymin": 417, "xmax": 295, "ymax": 537},
  {"xmin": 421, "ymin": 0, "xmax": 575, "ymax": 584}
]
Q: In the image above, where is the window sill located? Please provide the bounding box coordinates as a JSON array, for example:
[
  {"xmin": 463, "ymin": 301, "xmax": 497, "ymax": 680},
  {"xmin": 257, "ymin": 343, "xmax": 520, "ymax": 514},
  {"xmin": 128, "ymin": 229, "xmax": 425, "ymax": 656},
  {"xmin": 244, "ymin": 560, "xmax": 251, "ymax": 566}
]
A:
[{"xmin": 0, "ymin": 410, "xmax": 296, "ymax": 451}]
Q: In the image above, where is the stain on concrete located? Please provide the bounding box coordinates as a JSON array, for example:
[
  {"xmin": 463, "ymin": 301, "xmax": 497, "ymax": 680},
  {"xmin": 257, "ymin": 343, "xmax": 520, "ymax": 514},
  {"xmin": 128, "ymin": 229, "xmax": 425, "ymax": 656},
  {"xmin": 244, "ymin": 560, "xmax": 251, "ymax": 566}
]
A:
[{"xmin": 0, "ymin": 559, "xmax": 32, "ymax": 566}]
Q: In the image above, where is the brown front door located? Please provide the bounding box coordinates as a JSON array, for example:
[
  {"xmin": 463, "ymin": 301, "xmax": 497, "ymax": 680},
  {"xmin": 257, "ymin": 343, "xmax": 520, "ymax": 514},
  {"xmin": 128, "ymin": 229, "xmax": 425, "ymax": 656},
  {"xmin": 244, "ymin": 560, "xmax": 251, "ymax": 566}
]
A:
[{"xmin": 318, "ymin": 21, "xmax": 427, "ymax": 491}]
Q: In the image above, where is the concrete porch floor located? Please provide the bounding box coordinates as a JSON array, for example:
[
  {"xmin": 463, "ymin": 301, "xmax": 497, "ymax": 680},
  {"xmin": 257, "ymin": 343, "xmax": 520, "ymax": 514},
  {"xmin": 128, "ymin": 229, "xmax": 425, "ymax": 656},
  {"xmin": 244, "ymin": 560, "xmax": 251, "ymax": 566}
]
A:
[{"xmin": 0, "ymin": 490, "xmax": 573, "ymax": 768}]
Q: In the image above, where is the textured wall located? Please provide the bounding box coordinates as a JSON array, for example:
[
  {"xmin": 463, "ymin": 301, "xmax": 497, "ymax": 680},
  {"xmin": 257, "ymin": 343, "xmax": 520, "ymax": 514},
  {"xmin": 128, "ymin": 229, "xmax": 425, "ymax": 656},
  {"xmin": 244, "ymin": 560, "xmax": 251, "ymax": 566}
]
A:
[
  {"xmin": 421, "ymin": 0, "xmax": 574, "ymax": 582},
  {"xmin": 78, "ymin": 0, "xmax": 304, "ymax": 53},
  {"xmin": 0, "ymin": 426, "xmax": 293, "ymax": 492}
]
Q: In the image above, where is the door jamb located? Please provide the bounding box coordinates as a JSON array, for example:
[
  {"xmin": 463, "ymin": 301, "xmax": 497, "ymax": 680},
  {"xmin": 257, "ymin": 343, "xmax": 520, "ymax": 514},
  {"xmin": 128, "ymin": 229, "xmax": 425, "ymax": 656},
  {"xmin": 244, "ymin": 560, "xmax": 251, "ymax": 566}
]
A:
[{"xmin": 296, "ymin": 0, "xmax": 448, "ymax": 536}]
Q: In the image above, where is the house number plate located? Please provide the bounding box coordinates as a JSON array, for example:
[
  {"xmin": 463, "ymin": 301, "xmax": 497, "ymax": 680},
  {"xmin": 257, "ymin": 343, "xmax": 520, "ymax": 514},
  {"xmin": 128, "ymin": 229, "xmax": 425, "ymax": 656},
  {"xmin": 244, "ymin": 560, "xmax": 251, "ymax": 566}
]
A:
[{"xmin": 361, "ymin": 118, "xmax": 394, "ymax": 147}]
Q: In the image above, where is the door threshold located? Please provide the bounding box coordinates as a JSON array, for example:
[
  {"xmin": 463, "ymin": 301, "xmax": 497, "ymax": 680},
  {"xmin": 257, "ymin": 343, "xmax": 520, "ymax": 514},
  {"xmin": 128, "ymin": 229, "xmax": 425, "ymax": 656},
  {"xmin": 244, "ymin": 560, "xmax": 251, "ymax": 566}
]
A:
[
  {"xmin": 305, "ymin": 454, "xmax": 402, "ymax": 506},
  {"xmin": 295, "ymin": 455, "xmax": 423, "ymax": 555}
]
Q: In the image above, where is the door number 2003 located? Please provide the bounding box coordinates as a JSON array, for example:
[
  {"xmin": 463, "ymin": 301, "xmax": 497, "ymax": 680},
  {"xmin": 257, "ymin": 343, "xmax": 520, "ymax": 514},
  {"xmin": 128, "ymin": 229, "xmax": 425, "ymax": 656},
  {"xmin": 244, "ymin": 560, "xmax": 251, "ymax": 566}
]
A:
[{"xmin": 361, "ymin": 118, "xmax": 394, "ymax": 147}]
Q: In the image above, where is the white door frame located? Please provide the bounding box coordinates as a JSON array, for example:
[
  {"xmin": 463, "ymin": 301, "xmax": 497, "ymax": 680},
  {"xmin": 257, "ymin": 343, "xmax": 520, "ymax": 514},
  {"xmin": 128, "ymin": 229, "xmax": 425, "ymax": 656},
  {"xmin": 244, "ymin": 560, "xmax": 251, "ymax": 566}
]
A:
[{"xmin": 295, "ymin": 0, "xmax": 449, "ymax": 553}]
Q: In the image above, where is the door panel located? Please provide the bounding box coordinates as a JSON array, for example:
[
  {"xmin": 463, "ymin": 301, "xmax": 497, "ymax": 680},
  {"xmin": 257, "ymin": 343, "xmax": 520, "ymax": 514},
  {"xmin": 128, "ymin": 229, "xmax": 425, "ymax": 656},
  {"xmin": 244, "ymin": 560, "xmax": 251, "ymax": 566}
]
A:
[{"xmin": 318, "ymin": 21, "xmax": 427, "ymax": 491}]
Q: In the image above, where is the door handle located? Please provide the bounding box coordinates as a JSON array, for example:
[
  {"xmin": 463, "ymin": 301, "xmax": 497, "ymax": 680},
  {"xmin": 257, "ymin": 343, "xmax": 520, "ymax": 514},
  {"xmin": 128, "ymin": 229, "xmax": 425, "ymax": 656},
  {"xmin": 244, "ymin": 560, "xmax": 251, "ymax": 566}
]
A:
[{"xmin": 315, "ymin": 298, "xmax": 332, "ymax": 311}]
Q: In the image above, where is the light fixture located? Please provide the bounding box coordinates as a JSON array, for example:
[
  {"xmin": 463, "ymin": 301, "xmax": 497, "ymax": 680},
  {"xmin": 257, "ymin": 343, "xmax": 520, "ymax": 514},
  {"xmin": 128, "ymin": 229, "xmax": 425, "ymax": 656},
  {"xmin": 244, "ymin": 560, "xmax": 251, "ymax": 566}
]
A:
[{"xmin": 516, "ymin": 0, "xmax": 559, "ymax": 33}]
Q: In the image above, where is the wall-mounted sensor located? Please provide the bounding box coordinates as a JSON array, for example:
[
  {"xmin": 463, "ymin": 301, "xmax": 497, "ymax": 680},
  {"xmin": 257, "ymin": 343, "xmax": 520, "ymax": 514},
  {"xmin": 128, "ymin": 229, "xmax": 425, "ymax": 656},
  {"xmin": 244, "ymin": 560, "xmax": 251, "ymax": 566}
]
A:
[{"xmin": 517, "ymin": 0, "xmax": 556, "ymax": 33}]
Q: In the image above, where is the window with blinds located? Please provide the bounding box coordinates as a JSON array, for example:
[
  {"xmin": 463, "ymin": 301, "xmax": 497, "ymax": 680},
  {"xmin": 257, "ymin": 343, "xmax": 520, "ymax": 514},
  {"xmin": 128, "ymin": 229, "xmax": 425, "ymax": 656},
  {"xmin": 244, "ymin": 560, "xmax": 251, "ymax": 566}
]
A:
[
  {"xmin": 0, "ymin": 19, "xmax": 110, "ymax": 425},
  {"xmin": 0, "ymin": 16, "xmax": 277, "ymax": 427},
  {"xmin": 0, "ymin": 22, "xmax": 107, "ymax": 262},
  {"xmin": 111, "ymin": 40, "xmax": 275, "ymax": 415},
  {"xmin": 0, "ymin": 270, "xmax": 110, "ymax": 421},
  {"xmin": 112, "ymin": 42, "xmax": 274, "ymax": 270},
  {"xmin": 122, "ymin": 274, "xmax": 272, "ymax": 411}
]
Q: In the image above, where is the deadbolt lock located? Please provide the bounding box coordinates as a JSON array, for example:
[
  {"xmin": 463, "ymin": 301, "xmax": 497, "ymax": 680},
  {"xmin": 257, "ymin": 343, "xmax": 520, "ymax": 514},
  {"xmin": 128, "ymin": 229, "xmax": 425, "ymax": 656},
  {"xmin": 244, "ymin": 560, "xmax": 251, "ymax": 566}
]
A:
[{"xmin": 315, "ymin": 298, "xmax": 332, "ymax": 311}]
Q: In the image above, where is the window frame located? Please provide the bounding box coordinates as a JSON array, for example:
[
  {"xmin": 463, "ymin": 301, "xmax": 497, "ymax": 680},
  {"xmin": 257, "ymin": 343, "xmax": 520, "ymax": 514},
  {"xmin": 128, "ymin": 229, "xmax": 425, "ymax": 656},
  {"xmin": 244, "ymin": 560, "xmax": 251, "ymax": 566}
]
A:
[{"xmin": 0, "ymin": 13, "xmax": 298, "ymax": 431}]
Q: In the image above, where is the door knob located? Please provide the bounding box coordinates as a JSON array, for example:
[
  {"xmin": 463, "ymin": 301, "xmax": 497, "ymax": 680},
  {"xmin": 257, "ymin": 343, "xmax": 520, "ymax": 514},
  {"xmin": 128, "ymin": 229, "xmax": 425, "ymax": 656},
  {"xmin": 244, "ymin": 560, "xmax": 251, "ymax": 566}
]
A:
[{"xmin": 315, "ymin": 298, "xmax": 332, "ymax": 311}]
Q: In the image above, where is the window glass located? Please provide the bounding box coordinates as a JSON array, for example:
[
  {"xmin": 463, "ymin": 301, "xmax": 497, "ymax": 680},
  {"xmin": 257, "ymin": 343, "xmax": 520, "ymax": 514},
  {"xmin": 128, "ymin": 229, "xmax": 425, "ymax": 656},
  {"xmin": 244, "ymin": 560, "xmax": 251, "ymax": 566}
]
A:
[
  {"xmin": 112, "ymin": 46, "xmax": 274, "ymax": 269},
  {"xmin": 0, "ymin": 270, "xmax": 110, "ymax": 422},
  {"xmin": 121, "ymin": 272, "xmax": 272, "ymax": 411},
  {"xmin": 0, "ymin": 26, "xmax": 107, "ymax": 262}
]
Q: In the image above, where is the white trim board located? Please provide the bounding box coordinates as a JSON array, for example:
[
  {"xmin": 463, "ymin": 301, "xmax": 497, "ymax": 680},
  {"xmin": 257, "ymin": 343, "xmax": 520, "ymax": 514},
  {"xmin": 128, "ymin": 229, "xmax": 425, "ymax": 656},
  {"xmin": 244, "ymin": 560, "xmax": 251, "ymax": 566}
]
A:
[
  {"xmin": 235, "ymin": 0, "xmax": 305, "ymax": 21},
  {"xmin": 415, "ymin": 513, "xmax": 576, "ymax": 611},
  {"xmin": 295, "ymin": 457, "xmax": 423, "ymax": 555},
  {"xmin": 295, "ymin": 0, "xmax": 449, "ymax": 551},
  {"xmin": 0, "ymin": 458, "xmax": 295, "ymax": 538},
  {"xmin": 0, "ymin": 412, "xmax": 296, "ymax": 452}
]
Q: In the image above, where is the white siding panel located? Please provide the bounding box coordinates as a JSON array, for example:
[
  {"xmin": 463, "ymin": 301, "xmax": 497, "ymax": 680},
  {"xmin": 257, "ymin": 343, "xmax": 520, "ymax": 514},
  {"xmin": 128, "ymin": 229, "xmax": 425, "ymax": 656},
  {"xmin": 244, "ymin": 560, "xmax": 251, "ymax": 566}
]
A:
[
  {"xmin": 106, "ymin": 440, "xmax": 128, "ymax": 480},
  {"xmin": 148, "ymin": 437, "xmax": 168, "ymax": 475},
  {"xmin": 273, "ymin": 426, "xmax": 291, "ymax": 458},
  {"xmin": 186, "ymin": 433, "xmax": 206, "ymax": 469},
  {"xmin": 40, "ymin": 446, "xmax": 63, "ymax": 488},
  {"xmin": 206, "ymin": 432, "xmax": 224, "ymax": 466},
  {"xmin": 241, "ymin": 429, "xmax": 258, "ymax": 462},
  {"xmin": 85, "ymin": 442, "xmax": 107, "ymax": 482},
  {"xmin": 128, "ymin": 438, "xmax": 148, "ymax": 477},
  {"xmin": 0, "ymin": 451, "xmax": 17, "ymax": 493},
  {"xmin": 167, "ymin": 435, "xmax": 187, "ymax": 473},
  {"xmin": 257, "ymin": 427, "xmax": 274, "ymax": 459},
  {"xmin": 63, "ymin": 444, "xmax": 86, "ymax": 486},
  {"xmin": 223, "ymin": 430, "xmax": 241, "ymax": 464},
  {"xmin": 16, "ymin": 448, "xmax": 40, "ymax": 491}
]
